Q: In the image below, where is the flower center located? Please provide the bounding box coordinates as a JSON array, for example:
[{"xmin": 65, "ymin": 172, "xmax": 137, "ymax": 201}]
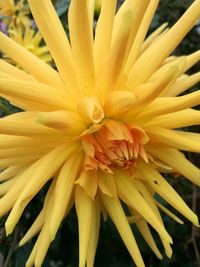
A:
[{"xmin": 82, "ymin": 120, "xmax": 149, "ymax": 174}]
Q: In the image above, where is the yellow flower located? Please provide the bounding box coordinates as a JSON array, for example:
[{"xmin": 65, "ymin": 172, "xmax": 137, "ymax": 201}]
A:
[
  {"xmin": 0, "ymin": 0, "xmax": 30, "ymax": 28},
  {"xmin": 0, "ymin": 1, "xmax": 200, "ymax": 267},
  {"xmin": 3, "ymin": 26, "xmax": 52, "ymax": 66}
]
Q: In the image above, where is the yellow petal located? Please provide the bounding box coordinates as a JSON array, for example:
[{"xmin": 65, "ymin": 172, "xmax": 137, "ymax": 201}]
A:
[
  {"xmin": 148, "ymin": 57, "xmax": 186, "ymax": 84},
  {"xmin": 0, "ymin": 59, "xmax": 35, "ymax": 81},
  {"xmin": 162, "ymin": 72, "xmax": 200, "ymax": 97},
  {"xmin": 34, "ymin": 181, "xmax": 57, "ymax": 267},
  {"xmin": 2, "ymin": 95, "xmax": 61, "ymax": 112},
  {"xmin": 0, "ymin": 117, "xmax": 64, "ymax": 137},
  {"xmin": 128, "ymin": 0, "xmax": 200, "ymax": 87},
  {"xmin": 104, "ymin": 90, "xmax": 137, "ymax": 118},
  {"xmin": 77, "ymin": 97, "xmax": 104, "ymax": 124},
  {"xmin": 36, "ymin": 110, "xmax": 86, "ymax": 135},
  {"xmin": 94, "ymin": 0, "xmax": 117, "ymax": 73},
  {"xmin": 75, "ymin": 170, "xmax": 98, "ymax": 199},
  {"xmin": 27, "ymin": 0, "xmax": 80, "ymax": 97},
  {"xmin": 75, "ymin": 186, "xmax": 93, "ymax": 267},
  {"xmin": 135, "ymin": 219, "xmax": 163, "ymax": 259},
  {"xmin": 156, "ymin": 202, "xmax": 184, "ymax": 225},
  {"xmin": 111, "ymin": 0, "xmax": 134, "ymax": 45},
  {"xmin": 141, "ymin": 23, "xmax": 168, "ymax": 53},
  {"xmin": 19, "ymin": 210, "xmax": 45, "ymax": 247},
  {"xmin": 144, "ymin": 109, "xmax": 200, "ymax": 128},
  {"xmin": 0, "ymin": 32, "xmax": 62, "ymax": 88},
  {"xmin": 0, "ymin": 165, "xmax": 25, "ymax": 182},
  {"xmin": 133, "ymin": 180, "xmax": 173, "ymax": 258},
  {"xmin": 0, "ymin": 179, "xmax": 15, "ymax": 196},
  {"xmin": 50, "ymin": 153, "xmax": 82, "ymax": 240},
  {"xmin": 147, "ymin": 127, "xmax": 200, "ymax": 153},
  {"xmin": 5, "ymin": 144, "xmax": 77, "ymax": 235},
  {"xmin": 146, "ymin": 147, "xmax": 200, "ymax": 186},
  {"xmin": 94, "ymin": 1, "xmax": 136, "ymax": 100},
  {"xmin": 137, "ymin": 161, "xmax": 199, "ymax": 226},
  {"xmin": 130, "ymin": 61, "xmax": 181, "ymax": 112},
  {"xmin": 98, "ymin": 171, "xmax": 117, "ymax": 197},
  {"xmin": 0, "ymin": 147, "xmax": 50, "ymax": 159},
  {"xmin": 115, "ymin": 172, "xmax": 172, "ymax": 243},
  {"xmin": 87, "ymin": 197, "xmax": 101, "ymax": 267},
  {"xmin": 183, "ymin": 50, "xmax": 200, "ymax": 72},
  {"xmin": 139, "ymin": 90, "xmax": 200, "ymax": 118},
  {"xmin": 69, "ymin": 0, "xmax": 95, "ymax": 96},
  {"xmin": 124, "ymin": 0, "xmax": 159, "ymax": 74},
  {"xmin": 101, "ymin": 193, "xmax": 145, "ymax": 267},
  {"xmin": 0, "ymin": 154, "xmax": 42, "ymax": 169},
  {"xmin": 0, "ymin": 134, "xmax": 63, "ymax": 149},
  {"xmin": 0, "ymin": 79, "xmax": 70, "ymax": 110}
]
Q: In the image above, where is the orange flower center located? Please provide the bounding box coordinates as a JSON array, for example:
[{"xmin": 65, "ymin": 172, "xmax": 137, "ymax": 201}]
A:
[{"xmin": 82, "ymin": 120, "xmax": 149, "ymax": 174}]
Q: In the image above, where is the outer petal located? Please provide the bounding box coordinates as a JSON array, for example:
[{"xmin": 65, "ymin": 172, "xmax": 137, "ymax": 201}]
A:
[
  {"xmin": 28, "ymin": 0, "xmax": 80, "ymax": 97},
  {"xmin": 137, "ymin": 162, "xmax": 199, "ymax": 226},
  {"xmin": 128, "ymin": 0, "xmax": 200, "ymax": 87},
  {"xmin": 147, "ymin": 127, "xmax": 200, "ymax": 152},
  {"xmin": 0, "ymin": 32, "xmax": 62, "ymax": 88},
  {"xmin": 86, "ymin": 197, "xmax": 101, "ymax": 267},
  {"xmin": 144, "ymin": 109, "xmax": 200, "ymax": 128},
  {"xmin": 147, "ymin": 147, "xmax": 200, "ymax": 186},
  {"xmin": 75, "ymin": 186, "xmax": 93, "ymax": 267},
  {"xmin": 5, "ymin": 144, "xmax": 78, "ymax": 235},
  {"xmin": 69, "ymin": 0, "xmax": 95, "ymax": 96},
  {"xmin": 101, "ymin": 193, "xmax": 145, "ymax": 267},
  {"xmin": 94, "ymin": 0, "xmax": 117, "ymax": 73},
  {"xmin": 0, "ymin": 79, "xmax": 70, "ymax": 110}
]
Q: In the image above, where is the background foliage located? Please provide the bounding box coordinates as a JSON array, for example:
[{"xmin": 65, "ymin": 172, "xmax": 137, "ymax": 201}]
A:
[{"xmin": 0, "ymin": 0, "xmax": 199, "ymax": 266}]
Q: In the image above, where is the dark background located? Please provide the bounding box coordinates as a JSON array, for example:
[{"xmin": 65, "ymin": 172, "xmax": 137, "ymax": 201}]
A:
[{"xmin": 0, "ymin": 0, "xmax": 199, "ymax": 266}]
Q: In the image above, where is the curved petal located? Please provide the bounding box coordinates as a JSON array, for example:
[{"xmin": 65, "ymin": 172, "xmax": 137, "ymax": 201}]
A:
[{"xmin": 28, "ymin": 0, "xmax": 80, "ymax": 97}]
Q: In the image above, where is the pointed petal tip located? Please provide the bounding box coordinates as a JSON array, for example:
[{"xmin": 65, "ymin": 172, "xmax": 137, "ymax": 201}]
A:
[
  {"xmin": 18, "ymin": 239, "xmax": 25, "ymax": 247},
  {"xmin": 5, "ymin": 222, "xmax": 13, "ymax": 237},
  {"xmin": 166, "ymin": 250, "xmax": 173, "ymax": 259},
  {"xmin": 156, "ymin": 252, "xmax": 163, "ymax": 260}
]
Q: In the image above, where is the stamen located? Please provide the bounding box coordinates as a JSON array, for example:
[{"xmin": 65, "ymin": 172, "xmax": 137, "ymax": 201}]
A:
[{"xmin": 82, "ymin": 120, "xmax": 149, "ymax": 173}]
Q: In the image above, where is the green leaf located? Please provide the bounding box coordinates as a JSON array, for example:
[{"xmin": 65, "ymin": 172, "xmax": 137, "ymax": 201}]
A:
[{"xmin": 55, "ymin": 0, "xmax": 70, "ymax": 17}]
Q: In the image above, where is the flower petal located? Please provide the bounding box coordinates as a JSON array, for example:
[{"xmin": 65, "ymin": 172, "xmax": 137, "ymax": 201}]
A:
[
  {"xmin": 27, "ymin": 0, "xmax": 80, "ymax": 96},
  {"xmin": 147, "ymin": 147, "xmax": 200, "ymax": 186},
  {"xmin": 75, "ymin": 186, "xmax": 93, "ymax": 267},
  {"xmin": 0, "ymin": 32, "xmax": 62, "ymax": 88},
  {"xmin": 0, "ymin": 79, "xmax": 70, "ymax": 110},
  {"xmin": 144, "ymin": 109, "xmax": 200, "ymax": 128},
  {"xmin": 137, "ymin": 162, "xmax": 199, "ymax": 226},
  {"xmin": 162, "ymin": 72, "xmax": 200, "ymax": 97},
  {"xmin": 124, "ymin": 0, "xmax": 159, "ymax": 74},
  {"xmin": 101, "ymin": 193, "xmax": 145, "ymax": 267},
  {"xmin": 115, "ymin": 172, "xmax": 172, "ymax": 243},
  {"xmin": 147, "ymin": 127, "xmax": 200, "ymax": 152},
  {"xmin": 139, "ymin": 90, "xmax": 200, "ymax": 118},
  {"xmin": 0, "ymin": 59, "xmax": 34, "ymax": 81},
  {"xmin": 135, "ymin": 218, "xmax": 163, "ymax": 259},
  {"xmin": 50, "ymin": 153, "xmax": 82, "ymax": 240},
  {"xmin": 86, "ymin": 198, "xmax": 101, "ymax": 267},
  {"xmin": 5, "ymin": 144, "xmax": 77, "ymax": 235},
  {"xmin": 94, "ymin": 0, "xmax": 117, "ymax": 73},
  {"xmin": 128, "ymin": 0, "xmax": 200, "ymax": 87},
  {"xmin": 69, "ymin": 0, "xmax": 95, "ymax": 96}
]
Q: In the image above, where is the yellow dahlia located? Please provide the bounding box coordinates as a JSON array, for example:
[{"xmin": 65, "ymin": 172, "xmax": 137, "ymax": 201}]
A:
[
  {"xmin": 3, "ymin": 26, "xmax": 52, "ymax": 66},
  {"xmin": 0, "ymin": 0, "xmax": 200, "ymax": 267},
  {"xmin": 0, "ymin": 0, "xmax": 30, "ymax": 28}
]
